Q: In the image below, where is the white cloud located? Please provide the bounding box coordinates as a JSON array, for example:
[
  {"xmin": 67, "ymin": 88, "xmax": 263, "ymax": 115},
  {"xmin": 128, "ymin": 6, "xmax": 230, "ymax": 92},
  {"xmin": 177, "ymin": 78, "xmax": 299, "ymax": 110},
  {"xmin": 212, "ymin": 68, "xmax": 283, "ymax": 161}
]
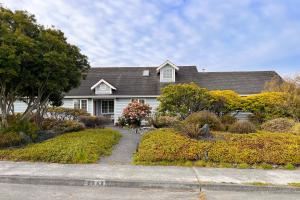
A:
[{"xmin": 2, "ymin": 0, "xmax": 300, "ymax": 75}]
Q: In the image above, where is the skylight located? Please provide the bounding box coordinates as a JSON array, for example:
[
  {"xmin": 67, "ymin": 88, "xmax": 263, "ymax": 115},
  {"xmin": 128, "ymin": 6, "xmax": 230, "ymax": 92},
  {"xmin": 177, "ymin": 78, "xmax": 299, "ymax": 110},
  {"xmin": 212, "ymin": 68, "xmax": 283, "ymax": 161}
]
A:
[{"xmin": 143, "ymin": 70, "xmax": 150, "ymax": 76}]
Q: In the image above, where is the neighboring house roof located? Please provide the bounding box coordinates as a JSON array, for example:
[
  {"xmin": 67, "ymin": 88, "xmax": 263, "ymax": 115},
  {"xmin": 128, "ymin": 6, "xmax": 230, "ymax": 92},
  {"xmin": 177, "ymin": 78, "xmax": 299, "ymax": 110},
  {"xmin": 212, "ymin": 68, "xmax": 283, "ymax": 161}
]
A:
[
  {"xmin": 196, "ymin": 71, "xmax": 280, "ymax": 95},
  {"xmin": 66, "ymin": 66, "xmax": 281, "ymax": 96}
]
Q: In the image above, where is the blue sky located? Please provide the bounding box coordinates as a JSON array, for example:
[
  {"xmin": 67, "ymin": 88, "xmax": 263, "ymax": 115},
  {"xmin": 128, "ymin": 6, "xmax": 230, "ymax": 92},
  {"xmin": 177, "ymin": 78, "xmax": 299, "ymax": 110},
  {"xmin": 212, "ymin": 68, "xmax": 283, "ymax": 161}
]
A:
[{"xmin": 2, "ymin": 0, "xmax": 300, "ymax": 76}]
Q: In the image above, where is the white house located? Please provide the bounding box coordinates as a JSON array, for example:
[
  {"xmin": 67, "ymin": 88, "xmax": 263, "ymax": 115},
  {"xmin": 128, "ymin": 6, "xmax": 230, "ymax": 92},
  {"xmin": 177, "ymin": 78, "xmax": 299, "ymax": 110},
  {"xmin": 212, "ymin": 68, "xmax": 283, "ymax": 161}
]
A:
[{"xmin": 14, "ymin": 60, "xmax": 280, "ymax": 123}]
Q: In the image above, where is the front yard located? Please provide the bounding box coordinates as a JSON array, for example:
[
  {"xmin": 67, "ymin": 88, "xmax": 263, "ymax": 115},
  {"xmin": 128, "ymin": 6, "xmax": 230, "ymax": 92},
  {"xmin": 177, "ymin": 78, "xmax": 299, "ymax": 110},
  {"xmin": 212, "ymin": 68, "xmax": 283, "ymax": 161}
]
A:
[
  {"xmin": 134, "ymin": 128, "xmax": 300, "ymax": 169},
  {"xmin": 0, "ymin": 128, "xmax": 121, "ymax": 164}
]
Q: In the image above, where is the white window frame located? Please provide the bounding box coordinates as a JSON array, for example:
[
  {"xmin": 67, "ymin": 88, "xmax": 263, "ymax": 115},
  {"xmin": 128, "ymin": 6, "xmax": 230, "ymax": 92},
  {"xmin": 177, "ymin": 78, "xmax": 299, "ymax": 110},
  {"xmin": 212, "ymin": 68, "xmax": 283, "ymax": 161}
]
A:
[
  {"xmin": 73, "ymin": 99, "xmax": 88, "ymax": 111},
  {"xmin": 163, "ymin": 68, "xmax": 173, "ymax": 79},
  {"xmin": 101, "ymin": 100, "xmax": 114, "ymax": 114}
]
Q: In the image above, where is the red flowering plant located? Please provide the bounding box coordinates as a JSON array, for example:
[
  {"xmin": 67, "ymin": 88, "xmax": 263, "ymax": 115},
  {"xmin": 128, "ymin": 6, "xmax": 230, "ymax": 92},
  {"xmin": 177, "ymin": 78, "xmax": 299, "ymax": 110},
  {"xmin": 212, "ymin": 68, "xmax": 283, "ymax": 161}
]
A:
[{"xmin": 122, "ymin": 101, "xmax": 151, "ymax": 127}]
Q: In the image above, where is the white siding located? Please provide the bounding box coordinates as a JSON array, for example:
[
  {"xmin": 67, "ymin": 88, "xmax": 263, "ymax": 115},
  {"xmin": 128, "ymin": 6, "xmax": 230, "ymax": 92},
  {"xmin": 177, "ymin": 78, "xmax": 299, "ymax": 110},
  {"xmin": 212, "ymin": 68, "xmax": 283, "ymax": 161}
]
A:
[
  {"xmin": 13, "ymin": 100, "xmax": 28, "ymax": 113},
  {"xmin": 114, "ymin": 97, "xmax": 159, "ymax": 123},
  {"xmin": 61, "ymin": 98, "xmax": 93, "ymax": 115}
]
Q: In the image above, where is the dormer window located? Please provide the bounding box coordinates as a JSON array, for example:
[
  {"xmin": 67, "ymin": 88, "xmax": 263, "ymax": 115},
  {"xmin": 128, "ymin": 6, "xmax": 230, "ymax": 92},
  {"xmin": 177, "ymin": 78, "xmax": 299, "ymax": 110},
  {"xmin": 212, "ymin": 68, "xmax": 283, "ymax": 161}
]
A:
[
  {"xmin": 91, "ymin": 79, "xmax": 116, "ymax": 95},
  {"xmin": 156, "ymin": 60, "xmax": 179, "ymax": 83},
  {"xmin": 163, "ymin": 68, "xmax": 173, "ymax": 79}
]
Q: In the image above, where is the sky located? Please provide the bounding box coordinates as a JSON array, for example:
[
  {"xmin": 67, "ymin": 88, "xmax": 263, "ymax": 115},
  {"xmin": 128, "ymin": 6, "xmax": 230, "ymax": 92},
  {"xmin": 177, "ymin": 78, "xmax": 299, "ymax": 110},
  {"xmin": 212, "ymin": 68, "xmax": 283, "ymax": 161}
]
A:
[{"xmin": 2, "ymin": 0, "xmax": 300, "ymax": 77}]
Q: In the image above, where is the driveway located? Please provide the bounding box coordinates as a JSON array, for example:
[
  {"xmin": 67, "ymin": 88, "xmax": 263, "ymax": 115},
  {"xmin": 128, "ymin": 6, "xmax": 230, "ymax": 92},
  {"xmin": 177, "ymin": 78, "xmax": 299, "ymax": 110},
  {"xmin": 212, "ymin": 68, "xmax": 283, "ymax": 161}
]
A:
[{"xmin": 100, "ymin": 127, "xmax": 141, "ymax": 165}]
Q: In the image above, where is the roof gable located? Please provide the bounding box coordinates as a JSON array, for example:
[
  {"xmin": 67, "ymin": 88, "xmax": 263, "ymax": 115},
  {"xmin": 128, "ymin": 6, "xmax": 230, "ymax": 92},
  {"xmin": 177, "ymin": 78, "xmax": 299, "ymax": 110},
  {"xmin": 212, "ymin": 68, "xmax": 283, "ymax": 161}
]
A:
[
  {"xmin": 156, "ymin": 60, "xmax": 179, "ymax": 72},
  {"xmin": 90, "ymin": 79, "xmax": 116, "ymax": 90}
]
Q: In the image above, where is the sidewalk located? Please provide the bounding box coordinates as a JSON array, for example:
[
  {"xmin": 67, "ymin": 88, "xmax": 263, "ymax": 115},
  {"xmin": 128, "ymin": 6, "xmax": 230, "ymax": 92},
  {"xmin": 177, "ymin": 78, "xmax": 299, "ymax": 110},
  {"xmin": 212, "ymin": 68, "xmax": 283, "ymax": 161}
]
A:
[{"xmin": 0, "ymin": 161, "xmax": 299, "ymax": 192}]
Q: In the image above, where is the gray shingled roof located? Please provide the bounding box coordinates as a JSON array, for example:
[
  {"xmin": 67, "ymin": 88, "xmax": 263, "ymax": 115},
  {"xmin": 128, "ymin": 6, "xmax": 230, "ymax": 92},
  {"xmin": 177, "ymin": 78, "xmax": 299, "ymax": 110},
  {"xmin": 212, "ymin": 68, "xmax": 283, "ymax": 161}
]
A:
[{"xmin": 66, "ymin": 66, "xmax": 280, "ymax": 96}]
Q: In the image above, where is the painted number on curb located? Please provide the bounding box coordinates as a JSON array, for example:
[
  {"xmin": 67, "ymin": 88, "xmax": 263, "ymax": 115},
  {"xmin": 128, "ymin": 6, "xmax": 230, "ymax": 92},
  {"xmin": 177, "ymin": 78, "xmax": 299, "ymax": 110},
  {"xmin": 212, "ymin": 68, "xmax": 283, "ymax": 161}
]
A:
[{"xmin": 84, "ymin": 179, "xmax": 106, "ymax": 186}]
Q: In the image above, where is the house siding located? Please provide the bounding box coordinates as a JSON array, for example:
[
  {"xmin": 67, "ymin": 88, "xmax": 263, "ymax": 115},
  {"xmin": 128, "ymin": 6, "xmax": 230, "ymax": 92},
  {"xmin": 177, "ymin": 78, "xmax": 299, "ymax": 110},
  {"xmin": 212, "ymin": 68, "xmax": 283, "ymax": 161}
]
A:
[
  {"xmin": 62, "ymin": 98, "xmax": 93, "ymax": 115},
  {"xmin": 13, "ymin": 100, "xmax": 28, "ymax": 113},
  {"xmin": 114, "ymin": 97, "xmax": 159, "ymax": 123}
]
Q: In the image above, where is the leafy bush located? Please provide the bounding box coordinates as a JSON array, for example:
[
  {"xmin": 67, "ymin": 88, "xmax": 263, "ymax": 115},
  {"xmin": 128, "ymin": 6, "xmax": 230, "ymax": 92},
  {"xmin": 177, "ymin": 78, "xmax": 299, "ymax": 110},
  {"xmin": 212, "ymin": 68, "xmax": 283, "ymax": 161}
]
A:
[
  {"xmin": 46, "ymin": 107, "xmax": 90, "ymax": 120},
  {"xmin": 0, "ymin": 132, "xmax": 22, "ymax": 148},
  {"xmin": 158, "ymin": 83, "xmax": 212, "ymax": 119},
  {"xmin": 229, "ymin": 121, "xmax": 256, "ymax": 134},
  {"xmin": 42, "ymin": 118, "xmax": 85, "ymax": 132},
  {"xmin": 4, "ymin": 120, "xmax": 38, "ymax": 140},
  {"xmin": 122, "ymin": 101, "xmax": 151, "ymax": 127},
  {"xmin": 135, "ymin": 129, "xmax": 300, "ymax": 165},
  {"xmin": 0, "ymin": 129, "xmax": 121, "ymax": 163},
  {"xmin": 180, "ymin": 111, "xmax": 223, "ymax": 138},
  {"xmin": 79, "ymin": 116, "xmax": 110, "ymax": 128},
  {"xmin": 148, "ymin": 114, "xmax": 179, "ymax": 128},
  {"xmin": 116, "ymin": 116, "xmax": 127, "ymax": 127},
  {"xmin": 292, "ymin": 123, "xmax": 300, "ymax": 135},
  {"xmin": 261, "ymin": 118, "xmax": 296, "ymax": 133},
  {"xmin": 209, "ymin": 90, "xmax": 241, "ymax": 116},
  {"xmin": 242, "ymin": 92, "xmax": 290, "ymax": 121},
  {"xmin": 220, "ymin": 115, "xmax": 237, "ymax": 131}
]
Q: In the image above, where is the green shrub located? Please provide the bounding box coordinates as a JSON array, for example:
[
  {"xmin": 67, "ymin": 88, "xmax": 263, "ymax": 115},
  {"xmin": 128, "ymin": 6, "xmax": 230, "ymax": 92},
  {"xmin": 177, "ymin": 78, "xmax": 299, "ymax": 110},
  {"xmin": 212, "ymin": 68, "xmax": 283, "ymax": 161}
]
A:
[
  {"xmin": 284, "ymin": 163, "xmax": 296, "ymax": 170},
  {"xmin": 237, "ymin": 163, "xmax": 250, "ymax": 169},
  {"xmin": 79, "ymin": 116, "xmax": 110, "ymax": 128},
  {"xmin": 180, "ymin": 111, "xmax": 223, "ymax": 138},
  {"xmin": 148, "ymin": 114, "xmax": 179, "ymax": 128},
  {"xmin": 220, "ymin": 115, "xmax": 237, "ymax": 131},
  {"xmin": 116, "ymin": 116, "xmax": 127, "ymax": 127},
  {"xmin": 0, "ymin": 131, "xmax": 22, "ymax": 148},
  {"xmin": 261, "ymin": 118, "xmax": 295, "ymax": 133},
  {"xmin": 229, "ymin": 121, "xmax": 256, "ymax": 134},
  {"xmin": 42, "ymin": 118, "xmax": 85, "ymax": 132},
  {"xmin": 4, "ymin": 120, "xmax": 38, "ymax": 140},
  {"xmin": 135, "ymin": 129, "xmax": 300, "ymax": 166},
  {"xmin": 259, "ymin": 163, "xmax": 273, "ymax": 170},
  {"xmin": 0, "ymin": 129, "xmax": 121, "ymax": 163}
]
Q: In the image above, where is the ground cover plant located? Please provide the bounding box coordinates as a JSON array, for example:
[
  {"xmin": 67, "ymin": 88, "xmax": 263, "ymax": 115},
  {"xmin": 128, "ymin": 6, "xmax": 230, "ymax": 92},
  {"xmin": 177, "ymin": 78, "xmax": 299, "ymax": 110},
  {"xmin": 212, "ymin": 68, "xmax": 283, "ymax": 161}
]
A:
[
  {"xmin": 0, "ymin": 128, "xmax": 121, "ymax": 163},
  {"xmin": 134, "ymin": 129, "xmax": 300, "ymax": 168}
]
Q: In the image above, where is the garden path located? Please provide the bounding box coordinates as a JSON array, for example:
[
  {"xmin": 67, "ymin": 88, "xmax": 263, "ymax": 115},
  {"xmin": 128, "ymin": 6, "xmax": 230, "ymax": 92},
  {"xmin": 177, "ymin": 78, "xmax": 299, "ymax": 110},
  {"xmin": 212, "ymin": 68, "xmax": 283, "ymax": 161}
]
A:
[{"xmin": 99, "ymin": 126, "xmax": 141, "ymax": 165}]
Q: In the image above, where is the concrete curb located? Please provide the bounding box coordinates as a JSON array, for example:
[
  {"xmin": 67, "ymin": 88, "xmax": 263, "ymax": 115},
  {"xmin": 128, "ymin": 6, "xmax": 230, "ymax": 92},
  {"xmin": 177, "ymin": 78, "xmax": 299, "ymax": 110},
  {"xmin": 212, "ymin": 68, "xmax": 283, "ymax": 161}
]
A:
[
  {"xmin": 199, "ymin": 182, "xmax": 300, "ymax": 193},
  {"xmin": 1, "ymin": 175, "xmax": 300, "ymax": 193},
  {"xmin": 0, "ymin": 175, "xmax": 200, "ymax": 190}
]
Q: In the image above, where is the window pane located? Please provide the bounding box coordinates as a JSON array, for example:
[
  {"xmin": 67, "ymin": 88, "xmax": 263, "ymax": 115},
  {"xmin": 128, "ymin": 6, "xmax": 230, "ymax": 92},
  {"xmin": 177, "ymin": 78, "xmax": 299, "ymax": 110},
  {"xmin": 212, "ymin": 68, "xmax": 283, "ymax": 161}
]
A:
[
  {"xmin": 163, "ymin": 68, "xmax": 172, "ymax": 78},
  {"xmin": 109, "ymin": 101, "xmax": 114, "ymax": 113},
  {"xmin": 74, "ymin": 100, "xmax": 80, "ymax": 109},
  {"xmin": 139, "ymin": 99, "xmax": 145, "ymax": 104},
  {"xmin": 81, "ymin": 100, "xmax": 87, "ymax": 111},
  {"xmin": 102, "ymin": 101, "xmax": 108, "ymax": 113}
]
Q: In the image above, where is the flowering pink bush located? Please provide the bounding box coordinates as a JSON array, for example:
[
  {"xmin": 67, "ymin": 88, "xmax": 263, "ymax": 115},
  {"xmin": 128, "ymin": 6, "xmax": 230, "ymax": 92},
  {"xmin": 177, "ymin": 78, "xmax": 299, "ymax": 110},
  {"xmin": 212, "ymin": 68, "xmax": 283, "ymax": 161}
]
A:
[{"xmin": 122, "ymin": 101, "xmax": 151, "ymax": 127}]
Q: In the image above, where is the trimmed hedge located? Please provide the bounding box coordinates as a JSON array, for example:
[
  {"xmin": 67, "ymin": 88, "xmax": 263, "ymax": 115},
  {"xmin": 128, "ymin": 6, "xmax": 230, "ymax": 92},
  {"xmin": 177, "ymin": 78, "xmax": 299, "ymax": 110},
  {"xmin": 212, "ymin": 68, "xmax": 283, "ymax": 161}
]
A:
[
  {"xmin": 135, "ymin": 129, "xmax": 300, "ymax": 166},
  {"xmin": 229, "ymin": 121, "xmax": 256, "ymax": 134},
  {"xmin": 0, "ymin": 129, "xmax": 121, "ymax": 163},
  {"xmin": 0, "ymin": 132, "xmax": 22, "ymax": 148}
]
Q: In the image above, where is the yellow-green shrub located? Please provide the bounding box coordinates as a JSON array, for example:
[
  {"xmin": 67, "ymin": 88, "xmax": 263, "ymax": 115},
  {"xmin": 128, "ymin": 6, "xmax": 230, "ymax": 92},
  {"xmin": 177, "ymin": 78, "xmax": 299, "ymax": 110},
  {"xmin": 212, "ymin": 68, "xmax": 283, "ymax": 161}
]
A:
[
  {"xmin": 209, "ymin": 90, "xmax": 242, "ymax": 115},
  {"xmin": 0, "ymin": 131, "xmax": 22, "ymax": 148},
  {"xmin": 261, "ymin": 118, "xmax": 295, "ymax": 133},
  {"xmin": 180, "ymin": 111, "xmax": 223, "ymax": 138},
  {"xmin": 135, "ymin": 129, "xmax": 300, "ymax": 165},
  {"xmin": 135, "ymin": 129, "xmax": 211, "ymax": 162},
  {"xmin": 229, "ymin": 121, "xmax": 256, "ymax": 134},
  {"xmin": 0, "ymin": 129, "xmax": 121, "ymax": 163},
  {"xmin": 292, "ymin": 123, "xmax": 300, "ymax": 135},
  {"xmin": 242, "ymin": 92, "xmax": 289, "ymax": 121}
]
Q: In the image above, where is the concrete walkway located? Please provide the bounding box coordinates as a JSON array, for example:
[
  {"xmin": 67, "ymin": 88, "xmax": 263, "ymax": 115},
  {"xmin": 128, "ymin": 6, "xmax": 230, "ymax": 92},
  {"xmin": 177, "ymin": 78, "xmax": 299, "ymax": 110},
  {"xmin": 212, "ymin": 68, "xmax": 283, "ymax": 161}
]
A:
[
  {"xmin": 0, "ymin": 161, "xmax": 299, "ymax": 192},
  {"xmin": 100, "ymin": 127, "xmax": 141, "ymax": 165}
]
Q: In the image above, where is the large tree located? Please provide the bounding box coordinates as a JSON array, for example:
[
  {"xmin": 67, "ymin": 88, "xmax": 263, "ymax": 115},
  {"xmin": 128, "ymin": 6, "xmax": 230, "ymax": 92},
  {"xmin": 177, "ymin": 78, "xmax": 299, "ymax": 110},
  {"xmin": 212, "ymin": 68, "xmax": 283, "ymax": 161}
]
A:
[
  {"xmin": 0, "ymin": 7, "xmax": 90, "ymax": 126},
  {"xmin": 158, "ymin": 83, "xmax": 211, "ymax": 119}
]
